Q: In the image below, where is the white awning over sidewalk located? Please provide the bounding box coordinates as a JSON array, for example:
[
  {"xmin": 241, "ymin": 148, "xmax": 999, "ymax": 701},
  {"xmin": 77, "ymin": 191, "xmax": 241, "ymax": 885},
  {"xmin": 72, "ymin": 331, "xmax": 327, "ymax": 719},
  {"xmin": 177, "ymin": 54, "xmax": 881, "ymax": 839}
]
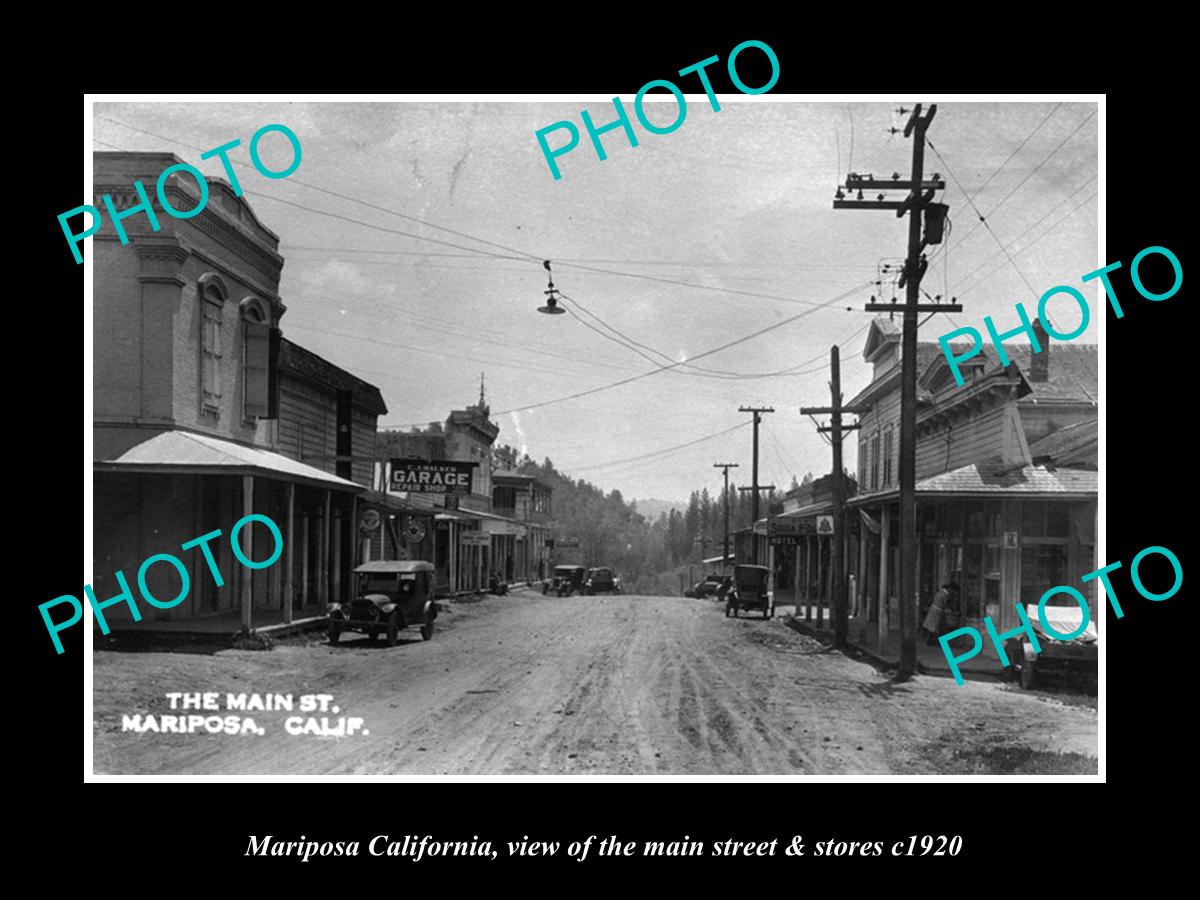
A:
[{"xmin": 95, "ymin": 428, "xmax": 362, "ymax": 492}]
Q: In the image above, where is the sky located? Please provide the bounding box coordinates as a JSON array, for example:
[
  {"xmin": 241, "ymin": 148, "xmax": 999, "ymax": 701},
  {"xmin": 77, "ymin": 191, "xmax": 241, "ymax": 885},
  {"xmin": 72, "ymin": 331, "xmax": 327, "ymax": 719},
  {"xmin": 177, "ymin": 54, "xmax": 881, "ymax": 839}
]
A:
[{"xmin": 93, "ymin": 98, "xmax": 1099, "ymax": 503}]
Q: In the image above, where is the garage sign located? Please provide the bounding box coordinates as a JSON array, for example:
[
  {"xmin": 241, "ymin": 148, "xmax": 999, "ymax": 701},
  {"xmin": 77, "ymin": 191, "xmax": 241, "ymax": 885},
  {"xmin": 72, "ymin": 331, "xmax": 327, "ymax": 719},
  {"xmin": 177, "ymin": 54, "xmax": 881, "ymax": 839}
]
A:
[{"xmin": 389, "ymin": 459, "xmax": 476, "ymax": 494}]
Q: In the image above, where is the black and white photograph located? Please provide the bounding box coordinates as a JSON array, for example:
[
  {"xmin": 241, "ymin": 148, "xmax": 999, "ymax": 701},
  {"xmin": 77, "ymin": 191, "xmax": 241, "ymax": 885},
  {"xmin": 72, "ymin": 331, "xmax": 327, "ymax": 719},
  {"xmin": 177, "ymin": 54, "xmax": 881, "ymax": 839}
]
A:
[{"xmin": 80, "ymin": 94, "xmax": 1104, "ymax": 778}]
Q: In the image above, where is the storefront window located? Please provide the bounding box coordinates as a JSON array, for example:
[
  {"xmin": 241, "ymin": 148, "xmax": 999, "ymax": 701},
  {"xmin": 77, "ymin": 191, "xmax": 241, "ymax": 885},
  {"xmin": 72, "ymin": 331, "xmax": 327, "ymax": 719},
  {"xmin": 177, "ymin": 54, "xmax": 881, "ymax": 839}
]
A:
[
  {"xmin": 1046, "ymin": 504, "xmax": 1069, "ymax": 537},
  {"xmin": 1022, "ymin": 501, "xmax": 1048, "ymax": 536},
  {"xmin": 962, "ymin": 542, "xmax": 983, "ymax": 618},
  {"xmin": 1021, "ymin": 543, "xmax": 1069, "ymax": 606},
  {"xmin": 966, "ymin": 500, "xmax": 985, "ymax": 538}
]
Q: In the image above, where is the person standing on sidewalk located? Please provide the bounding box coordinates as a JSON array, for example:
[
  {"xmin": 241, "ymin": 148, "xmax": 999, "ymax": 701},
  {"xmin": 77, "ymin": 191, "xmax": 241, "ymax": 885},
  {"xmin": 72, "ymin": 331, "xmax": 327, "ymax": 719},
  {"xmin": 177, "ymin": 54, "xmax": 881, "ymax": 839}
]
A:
[{"xmin": 924, "ymin": 583, "xmax": 953, "ymax": 645}]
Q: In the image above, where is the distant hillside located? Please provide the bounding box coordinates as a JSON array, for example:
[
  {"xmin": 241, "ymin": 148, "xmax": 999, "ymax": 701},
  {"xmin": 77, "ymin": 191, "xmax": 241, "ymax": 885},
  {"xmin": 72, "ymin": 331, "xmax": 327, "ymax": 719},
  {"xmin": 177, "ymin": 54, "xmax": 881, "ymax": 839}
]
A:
[{"xmin": 632, "ymin": 498, "xmax": 686, "ymax": 520}]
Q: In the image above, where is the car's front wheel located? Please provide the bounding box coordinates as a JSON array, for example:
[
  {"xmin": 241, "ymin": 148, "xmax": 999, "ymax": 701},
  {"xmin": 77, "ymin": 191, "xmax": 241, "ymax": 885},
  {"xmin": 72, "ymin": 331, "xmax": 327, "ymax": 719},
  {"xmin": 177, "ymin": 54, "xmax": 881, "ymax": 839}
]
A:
[
  {"xmin": 327, "ymin": 619, "xmax": 342, "ymax": 645},
  {"xmin": 386, "ymin": 611, "xmax": 400, "ymax": 647}
]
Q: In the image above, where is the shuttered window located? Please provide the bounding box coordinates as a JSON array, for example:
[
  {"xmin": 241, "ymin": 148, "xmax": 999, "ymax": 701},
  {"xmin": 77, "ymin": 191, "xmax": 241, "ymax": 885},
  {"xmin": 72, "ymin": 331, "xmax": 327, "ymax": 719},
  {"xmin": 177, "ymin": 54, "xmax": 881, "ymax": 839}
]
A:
[
  {"xmin": 241, "ymin": 298, "xmax": 271, "ymax": 421},
  {"xmin": 201, "ymin": 299, "xmax": 222, "ymax": 412}
]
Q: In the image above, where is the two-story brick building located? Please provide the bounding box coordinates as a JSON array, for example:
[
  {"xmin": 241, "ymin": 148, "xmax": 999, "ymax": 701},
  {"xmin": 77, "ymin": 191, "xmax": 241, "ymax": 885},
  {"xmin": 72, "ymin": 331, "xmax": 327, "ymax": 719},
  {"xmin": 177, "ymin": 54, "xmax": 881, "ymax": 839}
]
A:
[
  {"xmin": 846, "ymin": 316, "xmax": 1098, "ymax": 643},
  {"xmin": 92, "ymin": 152, "xmax": 375, "ymax": 632}
]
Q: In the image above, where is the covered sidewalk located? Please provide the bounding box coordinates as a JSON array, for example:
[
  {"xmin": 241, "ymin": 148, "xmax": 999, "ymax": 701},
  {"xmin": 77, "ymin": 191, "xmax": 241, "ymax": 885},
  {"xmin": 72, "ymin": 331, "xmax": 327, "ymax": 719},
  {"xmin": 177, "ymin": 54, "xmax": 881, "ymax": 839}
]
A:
[{"xmin": 94, "ymin": 428, "xmax": 363, "ymax": 634}]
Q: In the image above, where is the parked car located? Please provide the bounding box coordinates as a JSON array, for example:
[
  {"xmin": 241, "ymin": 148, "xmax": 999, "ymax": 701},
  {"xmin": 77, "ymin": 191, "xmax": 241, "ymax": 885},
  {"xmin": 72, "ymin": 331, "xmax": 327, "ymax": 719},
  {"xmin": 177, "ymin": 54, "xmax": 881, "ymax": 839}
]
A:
[
  {"xmin": 328, "ymin": 560, "xmax": 438, "ymax": 646},
  {"xmin": 543, "ymin": 565, "xmax": 587, "ymax": 597},
  {"xmin": 725, "ymin": 564, "xmax": 774, "ymax": 619},
  {"xmin": 685, "ymin": 573, "xmax": 727, "ymax": 598},
  {"xmin": 1004, "ymin": 602, "xmax": 1098, "ymax": 689},
  {"xmin": 585, "ymin": 567, "xmax": 621, "ymax": 595}
]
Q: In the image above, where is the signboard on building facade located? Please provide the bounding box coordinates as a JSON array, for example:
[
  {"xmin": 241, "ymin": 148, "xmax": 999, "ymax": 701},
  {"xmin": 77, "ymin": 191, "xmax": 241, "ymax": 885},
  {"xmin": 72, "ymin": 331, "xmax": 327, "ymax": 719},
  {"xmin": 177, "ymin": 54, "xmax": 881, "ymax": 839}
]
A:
[
  {"xmin": 768, "ymin": 516, "xmax": 813, "ymax": 545},
  {"xmin": 816, "ymin": 515, "xmax": 834, "ymax": 535},
  {"xmin": 557, "ymin": 537, "xmax": 581, "ymax": 548},
  {"xmin": 389, "ymin": 459, "xmax": 476, "ymax": 494},
  {"xmin": 460, "ymin": 531, "xmax": 490, "ymax": 546}
]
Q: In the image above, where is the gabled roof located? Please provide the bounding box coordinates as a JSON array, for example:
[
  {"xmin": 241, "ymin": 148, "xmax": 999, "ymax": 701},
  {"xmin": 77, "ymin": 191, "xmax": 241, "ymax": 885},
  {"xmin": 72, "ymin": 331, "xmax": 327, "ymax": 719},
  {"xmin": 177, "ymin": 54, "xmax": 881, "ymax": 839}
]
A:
[
  {"xmin": 997, "ymin": 344, "xmax": 1098, "ymax": 403},
  {"xmin": 280, "ymin": 338, "xmax": 388, "ymax": 416},
  {"xmin": 856, "ymin": 341, "xmax": 1097, "ymax": 410},
  {"xmin": 918, "ymin": 340, "xmax": 1096, "ymax": 404},
  {"xmin": 862, "ymin": 316, "xmax": 900, "ymax": 363}
]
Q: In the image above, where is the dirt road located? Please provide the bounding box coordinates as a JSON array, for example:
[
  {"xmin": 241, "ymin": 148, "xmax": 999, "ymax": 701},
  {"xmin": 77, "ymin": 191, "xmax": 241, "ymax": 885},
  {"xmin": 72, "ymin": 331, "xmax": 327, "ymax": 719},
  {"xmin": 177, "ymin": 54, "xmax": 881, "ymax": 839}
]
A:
[{"xmin": 93, "ymin": 590, "xmax": 1098, "ymax": 775}]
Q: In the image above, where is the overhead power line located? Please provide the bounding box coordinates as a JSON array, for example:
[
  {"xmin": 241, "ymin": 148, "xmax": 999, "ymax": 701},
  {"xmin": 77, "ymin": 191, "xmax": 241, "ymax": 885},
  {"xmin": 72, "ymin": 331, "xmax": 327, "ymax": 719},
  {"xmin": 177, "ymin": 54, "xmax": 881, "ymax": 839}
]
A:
[
  {"xmin": 98, "ymin": 114, "xmax": 542, "ymax": 262},
  {"xmin": 491, "ymin": 280, "xmax": 873, "ymax": 416},
  {"xmin": 954, "ymin": 188, "xmax": 1098, "ymax": 297},
  {"xmin": 568, "ymin": 421, "xmax": 751, "ymax": 473},
  {"xmin": 950, "ymin": 173, "xmax": 1098, "ymax": 292},
  {"xmin": 927, "ymin": 137, "xmax": 1045, "ymax": 309},
  {"xmin": 968, "ymin": 103, "xmax": 1062, "ymax": 200},
  {"xmin": 98, "ymin": 116, "xmax": 861, "ymax": 311},
  {"xmin": 949, "ymin": 107, "xmax": 1097, "ymax": 252}
]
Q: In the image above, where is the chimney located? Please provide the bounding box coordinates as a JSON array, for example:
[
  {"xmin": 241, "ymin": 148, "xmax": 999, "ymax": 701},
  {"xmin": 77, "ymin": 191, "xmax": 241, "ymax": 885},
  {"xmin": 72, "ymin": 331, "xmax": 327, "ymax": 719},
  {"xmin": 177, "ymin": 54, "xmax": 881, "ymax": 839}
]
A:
[{"xmin": 1030, "ymin": 318, "xmax": 1049, "ymax": 383}]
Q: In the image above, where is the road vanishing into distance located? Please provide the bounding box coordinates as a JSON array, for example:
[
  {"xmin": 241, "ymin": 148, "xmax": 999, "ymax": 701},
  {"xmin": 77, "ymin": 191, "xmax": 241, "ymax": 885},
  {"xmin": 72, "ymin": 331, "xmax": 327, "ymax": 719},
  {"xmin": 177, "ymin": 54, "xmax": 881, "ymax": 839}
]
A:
[{"xmin": 94, "ymin": 589, "xmax": 1097, "ymax": 775}]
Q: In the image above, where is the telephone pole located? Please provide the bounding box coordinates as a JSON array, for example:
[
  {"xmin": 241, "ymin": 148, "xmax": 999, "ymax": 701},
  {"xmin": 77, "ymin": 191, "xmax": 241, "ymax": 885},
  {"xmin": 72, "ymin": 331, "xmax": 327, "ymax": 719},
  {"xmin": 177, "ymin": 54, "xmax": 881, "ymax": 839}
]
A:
[
  {"xmin": 833, "ymin": 103, "xmax": 962, "ymax": 681},
  {"xmin": 737, "ymin": 406, "xmax": 775, "ymax": 561},
  {"xmin": 713, "ymin": 462, "xmax": 739, "ymax": 569},
  {"xmin": 800, "ymin": 345, "xmax": 863, "ymax": 649}
]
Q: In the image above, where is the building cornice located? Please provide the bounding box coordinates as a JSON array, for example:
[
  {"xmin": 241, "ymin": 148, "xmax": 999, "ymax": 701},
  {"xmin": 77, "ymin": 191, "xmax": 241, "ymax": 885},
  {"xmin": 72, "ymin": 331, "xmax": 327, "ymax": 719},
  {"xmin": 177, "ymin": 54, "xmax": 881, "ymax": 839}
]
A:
[{"xmin": 94, "ymin": 180, "xmax": 284, "ymax": 287}]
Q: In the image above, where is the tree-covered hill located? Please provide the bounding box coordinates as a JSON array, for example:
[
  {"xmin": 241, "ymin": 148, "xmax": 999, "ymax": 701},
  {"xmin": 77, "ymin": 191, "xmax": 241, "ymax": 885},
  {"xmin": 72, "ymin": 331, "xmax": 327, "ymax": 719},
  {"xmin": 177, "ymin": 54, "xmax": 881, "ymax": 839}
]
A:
[{"xmin": 496, "ymin": 445, "xmax": 788, "ymax": 594}]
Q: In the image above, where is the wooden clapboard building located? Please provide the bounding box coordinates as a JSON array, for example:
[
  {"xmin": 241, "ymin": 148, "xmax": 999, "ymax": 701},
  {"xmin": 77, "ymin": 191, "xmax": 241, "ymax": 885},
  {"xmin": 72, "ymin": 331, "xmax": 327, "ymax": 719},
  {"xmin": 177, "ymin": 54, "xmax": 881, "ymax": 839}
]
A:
[{"xmin": 847, "ymin": 316, "xmax": 1098, "ymax": 641}]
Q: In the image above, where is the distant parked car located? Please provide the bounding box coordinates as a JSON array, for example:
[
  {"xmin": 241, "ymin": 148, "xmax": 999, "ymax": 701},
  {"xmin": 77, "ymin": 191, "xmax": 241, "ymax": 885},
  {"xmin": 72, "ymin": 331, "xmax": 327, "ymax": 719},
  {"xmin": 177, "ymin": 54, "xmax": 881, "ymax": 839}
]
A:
[
  {"xmin": 725, "ymin": 564, "xmax": 774, "ymax": 619},
  {"xmin": 1004, "ymin": 602, "xmax": 1098, "ymax": 689},
  {"xmin": 329, "ymin": 560, "xmax": 437, "ymax": 646},
  {"xmin": 685, "ymin": 573, "xmax": 727, "ymax": 598},
  {"xmin": 585, "ymin": 567, "xmax": 621, "ymax": 595},
  {"xmin": 543, "ymin": 565, "xmax": 587, "ymax": 597}
]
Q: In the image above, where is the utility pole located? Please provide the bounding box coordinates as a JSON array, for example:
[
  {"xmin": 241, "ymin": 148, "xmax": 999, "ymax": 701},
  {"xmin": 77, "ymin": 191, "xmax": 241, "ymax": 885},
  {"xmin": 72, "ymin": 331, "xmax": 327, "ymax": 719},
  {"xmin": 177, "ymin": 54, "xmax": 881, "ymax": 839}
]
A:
[
  {"xmin": 800, "ymin": 345, "xmax": 863, "ymax": 649},
  {"xmin": 713, "ymin": 462, "xmax": 738, "ymax": 569},
  {"xmin": 737, "ymin": 406, "xmax": 775, "ymax": 563},
  {"xmin": 833, "ymin": 103, "xmax": 962, "ymax": 682}
]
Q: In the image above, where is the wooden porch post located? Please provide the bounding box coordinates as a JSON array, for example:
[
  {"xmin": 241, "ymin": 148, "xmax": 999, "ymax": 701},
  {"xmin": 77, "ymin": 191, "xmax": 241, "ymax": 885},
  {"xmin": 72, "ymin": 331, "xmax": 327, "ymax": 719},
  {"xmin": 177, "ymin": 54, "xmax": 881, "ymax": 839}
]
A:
[
  {"xmin": 240, "ymin": 475, "xmax": 254, "ymax": 632},
  {"xmin": 332, "ymin": 508, "xmax": 342, "ymax": 606},
  {"xmin": 793, "ymin": 543, "xmax": 801, "ymax": 613},
  {"xmin": 301, "ymin": 513, "xmax": 310, "ymax": 609},
  {"xmin": 804, "ymin": 537, "xmax": 812, "ymax": 622},
  {"xmin": 816, "ymin": 535, "xmax": 825, "ymax": 629},
  {"xmin": 320, "ymin": 491, "xmax": 331, "ymax": 606},
  {"xmin": 878, "ymin": 506, "xmax": 890, "ymax": 650},
  {"xmin": 284, "ymin": 482, "xmax": 295, "ymax": 624}
]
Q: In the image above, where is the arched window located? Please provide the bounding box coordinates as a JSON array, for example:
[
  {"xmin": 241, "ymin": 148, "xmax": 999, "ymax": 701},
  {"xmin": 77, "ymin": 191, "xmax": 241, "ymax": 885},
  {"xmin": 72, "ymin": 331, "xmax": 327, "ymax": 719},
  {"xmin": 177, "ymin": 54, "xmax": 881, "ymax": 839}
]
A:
[
  {"xmin": 198, "ymin": 273, "xmax": 228, "ymax": 414},
  {"xmin": 240, "ymin": 297, "xmax": 271, "ymax": 421}
]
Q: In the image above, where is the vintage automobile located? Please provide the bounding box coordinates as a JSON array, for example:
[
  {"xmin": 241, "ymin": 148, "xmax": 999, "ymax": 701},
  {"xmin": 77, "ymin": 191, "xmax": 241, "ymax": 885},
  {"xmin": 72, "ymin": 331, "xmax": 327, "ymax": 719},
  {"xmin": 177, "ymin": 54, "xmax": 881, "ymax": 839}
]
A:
[
  {"xmin": 328, "ymin": 560, "xmax": 438, "ymax": 646},
  {"xmin": 1004, "ymin": 602, "xmax": 1098, "ymax": 689},
  {"xmin": 543, "ymin": 565, "xmax": 587, "ymax": 597},
  {"xmin": 684, "ymin": 573, "xmax": 727, "ymax": 599},
  {"xmin": 585, "ymin": 567, "xmax": 621, "ymax": 595},
  {"xmin": 725, "ymin": 564, "xmax": 774, "ymax": 619}
]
